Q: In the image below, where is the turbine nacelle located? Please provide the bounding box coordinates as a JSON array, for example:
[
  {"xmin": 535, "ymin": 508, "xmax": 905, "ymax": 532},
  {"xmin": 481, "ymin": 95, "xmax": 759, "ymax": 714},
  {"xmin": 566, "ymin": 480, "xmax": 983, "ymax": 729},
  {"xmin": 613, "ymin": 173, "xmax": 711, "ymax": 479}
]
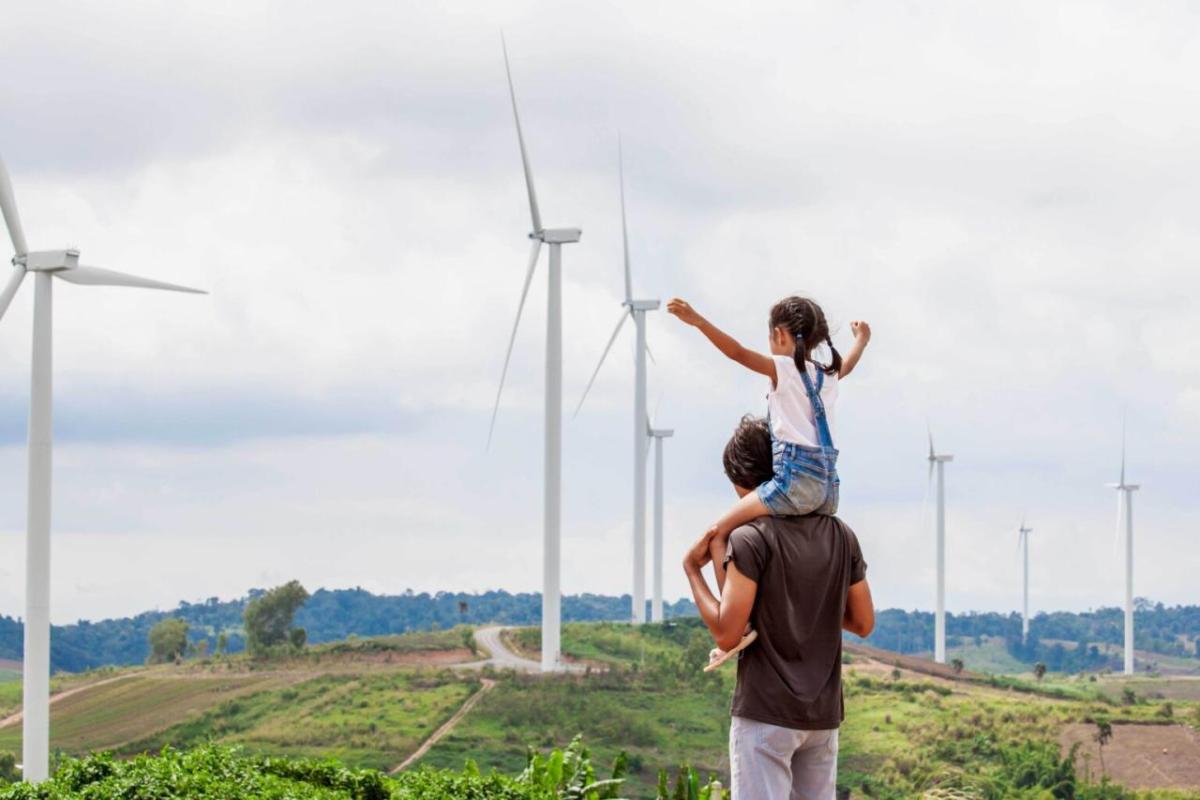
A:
[
  {"xmin": 532, "ymin": 228, "xmax": 582, "ymax": 244},
  {"xmin": 16, "ymin": 249, "xmax": 80, "ymax": 271},
  {"xmin": 1107, "ymin": 482, "xmax": 1140, "ymax": 491},
  {"xmin": 929, "ymin": 454, "xmax": 954, "ymax": 463},
  {"xmin": 649, "ymin": 428, "xmax": 674, "ymax": 438},
  {"xmin": 626, "ymin": 299, "xmax": 660, "ymax": 312}
]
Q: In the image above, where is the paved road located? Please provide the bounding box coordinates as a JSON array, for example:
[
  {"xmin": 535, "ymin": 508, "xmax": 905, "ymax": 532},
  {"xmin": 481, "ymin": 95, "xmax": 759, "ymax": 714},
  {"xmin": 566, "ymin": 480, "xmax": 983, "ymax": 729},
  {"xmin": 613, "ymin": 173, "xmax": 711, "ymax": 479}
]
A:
[
  {"xmin": 461, "ymin": 626, "xmax": 586, "ymax": 673},
  {"xmin": 465, "ymin": 626, "xmax": 543, "ymax": 672}
]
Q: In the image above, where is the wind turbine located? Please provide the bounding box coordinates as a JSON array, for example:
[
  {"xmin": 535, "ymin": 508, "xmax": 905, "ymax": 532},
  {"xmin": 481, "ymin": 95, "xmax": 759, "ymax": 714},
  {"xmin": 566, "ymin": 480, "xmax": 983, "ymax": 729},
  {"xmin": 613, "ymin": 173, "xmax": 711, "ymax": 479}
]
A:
[
  {"xmin": 648, "ymin": 425, "xmax": 673, "ymax": 623},
  {"xmin": 0, "ymin": 154, "xmax": 204, "ymax": 783},
  {"xmin": 574, "ymin": 140, "xmax": 659, "ymax": 625},
  {"xmin": 487, "ymin": 40, "xmax": 581, "ymax": 671},
  {"xmin": 927, "ymin": 430, "xmax": 953, "ymax": 664},
  {"xmin": 1018, "ymin": 520, "xmax": 1032, "ymax": 645},
  {"xmin": 1107, "ymin": 422, "xmax": 1139, "ymax": 676}
]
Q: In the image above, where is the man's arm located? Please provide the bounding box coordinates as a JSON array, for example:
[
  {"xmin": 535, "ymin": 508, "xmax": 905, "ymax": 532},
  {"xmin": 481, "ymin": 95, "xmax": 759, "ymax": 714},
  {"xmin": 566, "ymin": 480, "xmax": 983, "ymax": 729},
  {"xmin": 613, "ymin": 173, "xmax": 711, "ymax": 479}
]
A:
[
  {"xmin": 668, "ymin": 298, "xmax": 776, "ymax": 381},
  {"xmin": 838, "ymin": 320, "xmax": 871, "ymax": 379},
  {"xmin": 843, "ymin": 579, "xmax": 875, "ymax": 637},
  {"xmin": 682, "ymin": 529, "xmax": 756, "ymax": 651}
]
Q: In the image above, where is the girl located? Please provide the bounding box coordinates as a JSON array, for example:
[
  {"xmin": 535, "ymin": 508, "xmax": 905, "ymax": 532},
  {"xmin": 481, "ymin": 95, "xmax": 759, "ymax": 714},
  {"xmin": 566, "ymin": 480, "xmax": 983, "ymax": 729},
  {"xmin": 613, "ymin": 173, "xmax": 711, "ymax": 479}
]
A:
[{"xmin": 667, "ymin": 295, "xmax": 871, "ymax": 667}]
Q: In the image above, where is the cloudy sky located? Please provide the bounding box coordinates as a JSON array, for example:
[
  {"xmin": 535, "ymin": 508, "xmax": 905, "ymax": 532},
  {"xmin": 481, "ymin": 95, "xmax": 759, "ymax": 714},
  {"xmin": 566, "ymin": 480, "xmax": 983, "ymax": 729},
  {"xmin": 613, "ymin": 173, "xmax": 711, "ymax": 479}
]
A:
[{"xmin": 0, "ymin": 1, "xmax": 1196, "ymax": 625}]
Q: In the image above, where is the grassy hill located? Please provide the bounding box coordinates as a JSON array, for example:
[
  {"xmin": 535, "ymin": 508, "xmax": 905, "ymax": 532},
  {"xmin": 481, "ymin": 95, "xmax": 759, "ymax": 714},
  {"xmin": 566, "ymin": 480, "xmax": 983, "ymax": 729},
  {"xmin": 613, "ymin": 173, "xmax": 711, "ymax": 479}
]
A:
[{"xmin": 1, "ymin": 621, "xmax": 1198, "ymax": 797}]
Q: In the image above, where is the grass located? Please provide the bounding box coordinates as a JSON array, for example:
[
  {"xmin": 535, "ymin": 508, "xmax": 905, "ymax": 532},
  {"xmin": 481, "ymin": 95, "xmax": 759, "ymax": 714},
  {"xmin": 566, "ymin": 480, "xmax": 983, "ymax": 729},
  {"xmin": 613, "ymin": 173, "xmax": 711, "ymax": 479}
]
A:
[
  {"xmin": 422, "ymin": 670, "xmax": 732, "ymax": 797},
  {"xmin": 945, "ymin": 635, "xmax": 1032, "ymax": 674},
  {"xmin": 1, "ymin": 622, "xmax": 1198, "ymax": 798},
  {"xmin": 126, "ymin": 669, "xmax": 479, "ymax": 771},
  {"xmin": 490, "ymin": 622, "xmax": 1200, "ymax": 798},
  {"xmin": 0, "ymin": 683, "xmax": 19, "ymax": 720},
  {"xmin": 0, "ymin": 672, "xmax": 291, "ymax": 755}
]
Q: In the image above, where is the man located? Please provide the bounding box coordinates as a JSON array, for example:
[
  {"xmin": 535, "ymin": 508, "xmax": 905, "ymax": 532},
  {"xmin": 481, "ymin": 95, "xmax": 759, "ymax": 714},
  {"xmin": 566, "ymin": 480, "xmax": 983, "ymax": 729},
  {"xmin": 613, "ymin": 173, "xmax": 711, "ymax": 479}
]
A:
[{"xmin": 683, "ymin": 416, "xmax": 874, "ymax": 799}]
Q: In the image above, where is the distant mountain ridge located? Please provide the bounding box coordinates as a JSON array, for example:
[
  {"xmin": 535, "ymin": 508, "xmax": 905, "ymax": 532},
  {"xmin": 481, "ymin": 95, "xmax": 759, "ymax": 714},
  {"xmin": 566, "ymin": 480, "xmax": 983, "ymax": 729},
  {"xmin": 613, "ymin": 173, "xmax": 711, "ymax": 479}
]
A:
[{"xmin": 1, "ymin": 588, "xmax": 1196, "ymax": 674}]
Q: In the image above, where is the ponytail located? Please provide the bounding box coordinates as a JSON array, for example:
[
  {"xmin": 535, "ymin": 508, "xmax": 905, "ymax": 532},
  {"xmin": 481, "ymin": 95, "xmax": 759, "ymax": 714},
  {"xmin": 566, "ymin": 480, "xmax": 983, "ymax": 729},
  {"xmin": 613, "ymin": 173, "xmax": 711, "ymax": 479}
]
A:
[
  {"xmin": 823, "ymin": 334, "xmax": 842, "ymax": 377},
  {"xmin": 791, "ymin": 340, "xmax": 807, "ymax": 378}
]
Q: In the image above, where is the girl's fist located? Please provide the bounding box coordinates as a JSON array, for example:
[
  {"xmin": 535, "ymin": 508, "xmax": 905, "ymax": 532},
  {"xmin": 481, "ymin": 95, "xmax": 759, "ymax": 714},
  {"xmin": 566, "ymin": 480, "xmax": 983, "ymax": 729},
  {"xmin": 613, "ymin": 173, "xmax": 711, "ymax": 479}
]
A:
[{"xmin": 667, "ymin": 298, "xmax": 703, "ymax": 326}]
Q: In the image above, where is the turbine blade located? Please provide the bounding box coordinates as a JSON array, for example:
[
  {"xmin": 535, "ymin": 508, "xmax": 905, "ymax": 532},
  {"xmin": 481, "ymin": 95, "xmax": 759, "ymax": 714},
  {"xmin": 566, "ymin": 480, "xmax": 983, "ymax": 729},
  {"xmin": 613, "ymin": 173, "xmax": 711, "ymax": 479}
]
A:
[
  {"xmin": 487, "ymin": 239, "xmax": 542, "ymax": 447},
  {"xmin": 644, "ymin": 340, "xmax": 656, "ymax": 365},
  {"xmin": 0, "ymin": 265, "xmax": 27, "ymax": 322},
  {"xmin": 618, "ymin": 137, "xmax": 631, "ymax": 304},
  {"xmin": 54, "ymin": 266, "xmax": 206, "ymax": 294},
  {"xmin": 501, "ymin": 36, "xmax": 542, "ymax": 234},
  {"xmin": 0, "ymin": 155, "xmax": 29, "ymax": 255},
  {"xmin": 573, "ymin": 309, "xmax": 629, "ymax": 417}
]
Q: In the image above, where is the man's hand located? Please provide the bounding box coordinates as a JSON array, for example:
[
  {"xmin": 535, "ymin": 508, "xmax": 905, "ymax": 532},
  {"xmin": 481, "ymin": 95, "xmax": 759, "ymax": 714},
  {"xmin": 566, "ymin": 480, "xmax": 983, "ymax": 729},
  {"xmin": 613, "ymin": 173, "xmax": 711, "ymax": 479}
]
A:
[
  {"xmin": 683, "ymin": 525, "xmax": 719, "ymax": 572},
  {"xmin": 850, "ymin": 320, "xmax": 871, "ymax": 343},
  {"xmin": 667, "ymin": 298, "xmax": 704, "ymax": 327}
]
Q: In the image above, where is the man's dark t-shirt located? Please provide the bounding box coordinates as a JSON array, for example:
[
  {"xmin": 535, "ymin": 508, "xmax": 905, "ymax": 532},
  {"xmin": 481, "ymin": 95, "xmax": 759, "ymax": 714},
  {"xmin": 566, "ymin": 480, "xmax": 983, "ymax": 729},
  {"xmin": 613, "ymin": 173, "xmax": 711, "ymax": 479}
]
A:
[{"xmin": 724, "ymin": 514, "xmax": 867, "ymax": 730}]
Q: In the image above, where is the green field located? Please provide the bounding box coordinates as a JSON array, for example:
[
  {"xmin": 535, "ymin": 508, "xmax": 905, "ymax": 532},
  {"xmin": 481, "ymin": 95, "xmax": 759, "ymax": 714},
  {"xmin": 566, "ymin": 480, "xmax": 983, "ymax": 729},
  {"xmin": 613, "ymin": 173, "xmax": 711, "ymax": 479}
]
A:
[
  {"xmin": 1, "ymin": 622, "xmax": 1198, "ymax": 797},
  {"xmin": 127, "ymin": 670, "xmax": 478, "ymax": 770}
]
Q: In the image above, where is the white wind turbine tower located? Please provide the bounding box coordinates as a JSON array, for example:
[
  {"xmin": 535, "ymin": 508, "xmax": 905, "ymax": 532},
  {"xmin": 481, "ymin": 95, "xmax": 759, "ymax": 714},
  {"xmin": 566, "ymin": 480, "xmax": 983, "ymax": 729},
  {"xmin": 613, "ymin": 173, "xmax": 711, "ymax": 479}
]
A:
[
  {"xmin": 487, "ymin": 40, "xmax": 581, "ymax": 671},
  {"xmin": 0, "ymin": 154, "xmax": 204, "ymax": 782},
  {"xmin": 927, "ymin": 430, "xmax": 953, "ymax": 664},
  {"xmin": 574, "ymin": 141, "xmax": 659, "ymax": 625},
  {"xmin": 648, "ymin": 424, "xmax": 673, "ymax": 623},
  {"xmin": 1107, "ymin": 422, "xmax": 1139, "ymax": 676},
  {"xmin": 1018, "ymin": 519, "xmax": 1033, "ymax": 645}
]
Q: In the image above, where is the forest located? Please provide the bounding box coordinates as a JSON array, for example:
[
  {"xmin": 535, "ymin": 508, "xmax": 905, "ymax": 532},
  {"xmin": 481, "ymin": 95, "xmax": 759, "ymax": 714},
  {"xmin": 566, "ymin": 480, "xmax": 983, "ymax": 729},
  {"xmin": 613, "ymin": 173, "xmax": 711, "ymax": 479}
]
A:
[{"xmin": 1, "ymin": 587, "xmax": 1195, "ymax": 673}]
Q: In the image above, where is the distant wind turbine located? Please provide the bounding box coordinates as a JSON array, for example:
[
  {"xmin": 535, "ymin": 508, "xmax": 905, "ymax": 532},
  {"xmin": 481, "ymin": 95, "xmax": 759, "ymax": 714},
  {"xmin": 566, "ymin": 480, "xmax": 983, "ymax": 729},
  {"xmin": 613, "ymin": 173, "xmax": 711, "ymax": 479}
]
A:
[
  {"xmin": 648, "ymin": 424, "xmax": 673, "ymax": 623},
  {"xmin": 1018, "ymin": 519, "xmax": 1033, "ymax": 645},
  {"xmin": 0, "ymin": 154, "xmax": 205, "ymax": 783},
  {"xmin": 487, "ymin": 40, "xmax": 581, "ymax": 671},
  {"xmin": 927, "ymin": 429, "xmax": 953, "ymax": 664},
  {"xmin": 1107, "ymin": 421, "xmax": 1139, "ymax": 676},
  {"xmin": 574, "ymin": 140, "xmax": 659, "ymax": 625}
]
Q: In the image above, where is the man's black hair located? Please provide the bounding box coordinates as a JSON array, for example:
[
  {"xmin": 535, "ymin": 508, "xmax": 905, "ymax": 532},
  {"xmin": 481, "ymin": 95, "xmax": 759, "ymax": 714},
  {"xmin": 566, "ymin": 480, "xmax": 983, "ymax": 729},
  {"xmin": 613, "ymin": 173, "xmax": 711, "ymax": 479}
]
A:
[{"xmin": 723, "ymin": 415, "xmax": 774, "ymax": 490}]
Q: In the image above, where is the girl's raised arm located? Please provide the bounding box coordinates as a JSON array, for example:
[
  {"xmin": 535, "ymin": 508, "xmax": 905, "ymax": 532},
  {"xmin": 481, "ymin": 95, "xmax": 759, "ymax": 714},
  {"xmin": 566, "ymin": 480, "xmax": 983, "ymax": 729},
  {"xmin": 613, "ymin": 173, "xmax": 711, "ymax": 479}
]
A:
[
  {"xmin": 667, "ymin": 298, "xmax": 776, "ymax": 381},
  {"xmin": 839, "ymin": 320, "xmax": 871, "ymax": 379}
]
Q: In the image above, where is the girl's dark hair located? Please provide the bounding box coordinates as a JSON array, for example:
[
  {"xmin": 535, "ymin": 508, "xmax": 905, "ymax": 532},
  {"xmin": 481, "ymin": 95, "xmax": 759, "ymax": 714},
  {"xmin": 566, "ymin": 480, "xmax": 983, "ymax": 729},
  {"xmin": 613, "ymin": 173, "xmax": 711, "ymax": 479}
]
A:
[
  {"xmin": 768, "ymin": 295, "xmax": 842, "ymax": 376},
  {"xmin": 723, "ymin": 415, "xmax": 774, "ymax": 490}
]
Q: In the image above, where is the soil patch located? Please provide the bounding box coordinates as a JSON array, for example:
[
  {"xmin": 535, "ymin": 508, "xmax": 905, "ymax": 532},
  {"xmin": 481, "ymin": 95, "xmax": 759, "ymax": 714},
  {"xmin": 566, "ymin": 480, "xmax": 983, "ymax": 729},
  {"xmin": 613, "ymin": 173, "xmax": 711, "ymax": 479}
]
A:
[{"xmin": 1060, "ymin": 723, "xmax": 1200, "ymax": 790}]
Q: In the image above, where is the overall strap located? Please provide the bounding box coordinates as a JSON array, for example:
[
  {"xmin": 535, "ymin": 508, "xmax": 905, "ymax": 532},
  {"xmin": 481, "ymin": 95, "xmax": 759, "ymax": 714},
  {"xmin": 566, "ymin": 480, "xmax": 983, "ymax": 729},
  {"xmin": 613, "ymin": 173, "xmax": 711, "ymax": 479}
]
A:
[{"xmin": 798, "ymin": 362, "xmax": 835, "ymax": 449}]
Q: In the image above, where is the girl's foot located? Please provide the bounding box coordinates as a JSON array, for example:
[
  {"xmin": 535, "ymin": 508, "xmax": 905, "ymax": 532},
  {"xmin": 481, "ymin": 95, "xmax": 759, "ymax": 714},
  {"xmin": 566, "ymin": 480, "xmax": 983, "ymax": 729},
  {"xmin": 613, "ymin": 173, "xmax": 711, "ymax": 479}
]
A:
[{"xmin": 703, "ymin": 629, "xmax": 758, "ymax": 672}]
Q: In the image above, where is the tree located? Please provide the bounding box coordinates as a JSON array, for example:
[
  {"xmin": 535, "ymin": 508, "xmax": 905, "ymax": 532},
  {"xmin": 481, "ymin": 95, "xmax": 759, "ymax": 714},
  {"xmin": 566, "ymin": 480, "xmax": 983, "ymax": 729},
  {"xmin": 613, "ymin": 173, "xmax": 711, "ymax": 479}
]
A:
[
  {"xmin": 1033, "ymin": 662, "xmax": 1047, "ymax": 681},
  {"xmin": 0, "ymin": 751, "xmax": 18, "ymax": 783},
  {"xmin": 950, "ymin": 658, "xmax": 964, "ymax": 675},
  {"xmin": 1094, "ymin": 719, "xmax": 1113, "ymax": 777},
  {"xmin": 147, "ymin": 618, "xmax": 189, "ymax": 664},
  {"xmin": 243, "ymin": 580, "xmax": 310, "ymax": 657},
  {"xmin": 216, "ymin": 632, "xmax": 228, "ymax": 655}
]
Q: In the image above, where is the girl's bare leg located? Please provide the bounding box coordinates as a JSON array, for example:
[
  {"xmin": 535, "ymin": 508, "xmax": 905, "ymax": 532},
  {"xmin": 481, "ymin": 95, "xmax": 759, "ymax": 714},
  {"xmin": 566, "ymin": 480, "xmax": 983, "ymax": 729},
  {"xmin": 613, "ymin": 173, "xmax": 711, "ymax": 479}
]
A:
[{"xmin": 709, "ymin": 491, "xmax": 772, "ymax": 593}]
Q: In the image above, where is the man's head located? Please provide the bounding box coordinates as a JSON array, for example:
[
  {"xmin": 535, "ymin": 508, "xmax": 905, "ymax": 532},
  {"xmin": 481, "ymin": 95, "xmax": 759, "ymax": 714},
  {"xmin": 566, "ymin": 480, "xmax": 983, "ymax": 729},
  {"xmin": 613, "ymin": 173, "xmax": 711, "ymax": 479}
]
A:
[{"xmin": 723, "ymin": 415, "xmax": 774, "ymax": 496}]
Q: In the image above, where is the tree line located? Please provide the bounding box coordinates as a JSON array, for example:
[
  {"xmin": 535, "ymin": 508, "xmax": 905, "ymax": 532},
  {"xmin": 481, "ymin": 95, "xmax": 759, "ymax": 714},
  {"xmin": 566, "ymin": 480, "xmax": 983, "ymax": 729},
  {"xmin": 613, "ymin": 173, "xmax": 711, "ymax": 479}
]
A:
[
  {"xmin": 855, "ymin": 600, "xmax": 1200, "ymax": 671},
  {"xmin": 0, "ymin": 587, "xmax": 699, "ymax": 672},
  {"xmin": 2, "ymin": 586, "xmax": 1194, "ymax": 673}
]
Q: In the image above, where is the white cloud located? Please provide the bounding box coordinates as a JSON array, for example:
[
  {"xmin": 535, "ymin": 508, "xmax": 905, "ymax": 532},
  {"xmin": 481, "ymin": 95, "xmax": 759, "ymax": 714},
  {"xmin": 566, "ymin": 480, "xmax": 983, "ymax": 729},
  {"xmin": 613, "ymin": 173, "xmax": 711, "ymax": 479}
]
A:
[{"xmin": 0, "ymin": 0, "xmax": 1197, "ymax": 623}]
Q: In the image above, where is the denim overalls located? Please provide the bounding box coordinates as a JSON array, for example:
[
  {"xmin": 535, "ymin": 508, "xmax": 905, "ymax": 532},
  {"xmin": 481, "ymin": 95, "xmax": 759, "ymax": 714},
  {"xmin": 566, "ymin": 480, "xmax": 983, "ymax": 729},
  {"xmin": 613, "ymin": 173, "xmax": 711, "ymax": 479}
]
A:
[{"xmin": 756, "ymin": 366, "xmax": 840, "ymax": 517}]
